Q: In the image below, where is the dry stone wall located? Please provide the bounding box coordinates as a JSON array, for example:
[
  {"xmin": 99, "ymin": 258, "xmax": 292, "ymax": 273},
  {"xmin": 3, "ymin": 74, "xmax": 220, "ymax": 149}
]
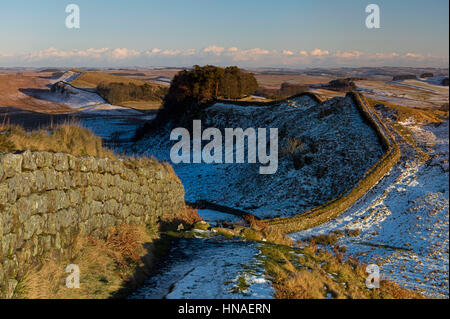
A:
[{"xmin": 0, "ymin": 151, "xmax": 185, "ymax": 298}]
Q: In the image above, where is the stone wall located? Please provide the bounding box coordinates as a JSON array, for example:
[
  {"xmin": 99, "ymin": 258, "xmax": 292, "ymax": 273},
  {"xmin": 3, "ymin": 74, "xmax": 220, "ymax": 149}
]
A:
[
  {"xmin": 265, "ymin": 92, "xmax": 401, "ymax": 233},
  {"xmin": 0, "ymin": 151, "xmax": 185, "ymax": 298}
]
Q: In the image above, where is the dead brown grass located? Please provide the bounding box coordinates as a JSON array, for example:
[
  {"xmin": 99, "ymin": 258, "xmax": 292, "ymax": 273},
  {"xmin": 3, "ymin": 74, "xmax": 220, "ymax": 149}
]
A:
[
  {"xmin": 105, "ymin": 224, "xmax": 148, "ymax": 268},
  {"xmin": 0, "ymin": 122, "xmax": 115, "ymax": 159},
  {"xmin": 243, "ymin": 214, "xmax": 267, "ymax": 231},
  {"xmin": 18, "ymin": 224, "xmax": 156, "ymax": 299},
  {"xmin": 159, "ymin": 205, "xmax": 202, "ymax": 231},
  {"xmin": 260, "ymin": 242, "xmax": 425, "ymax": 299},
  {"xmin": 261, "ymin": 227, "xmax": 293, "ymax": 246}
]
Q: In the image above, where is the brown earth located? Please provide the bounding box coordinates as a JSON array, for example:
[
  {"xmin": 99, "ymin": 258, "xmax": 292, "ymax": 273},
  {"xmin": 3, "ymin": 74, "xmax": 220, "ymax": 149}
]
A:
[{"xmin": 0, "ymin": 72, "xmax": 72, "ymax": 113}]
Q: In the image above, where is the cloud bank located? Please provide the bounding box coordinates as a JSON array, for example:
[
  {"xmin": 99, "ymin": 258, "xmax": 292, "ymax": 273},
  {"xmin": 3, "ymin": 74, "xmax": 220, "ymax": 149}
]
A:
[{"xmin": 0, "ymin": 46, "xmax": 448, "ymax": 68}]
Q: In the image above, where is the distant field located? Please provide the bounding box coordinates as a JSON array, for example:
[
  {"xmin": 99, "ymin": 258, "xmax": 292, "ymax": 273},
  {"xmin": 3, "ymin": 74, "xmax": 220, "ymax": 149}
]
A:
[
  {"xmin": 70, "ymin": 70, "xmax": 149, "ymax": 88},
  {"xmin": 403, "ymin": 79, "xmax": 449, "ymax": 93},
  {"xmin": 104, "ymin": 69, "xmax": 335, "ymax": 90},
  {"xmin": 0, "ymin": 72, "xmax": 72, "ymax": 113},
  {"xmin": 71, "ymin": 70, "xmax": 167, "ymax": 110},
  {"xmin": 103, "ymin": 68, "xmax": 183, "ymax": 84},
  {"xmin": 356, "ymin": 80, "xmax": 448, "ymax": 109},
  {"xmin": 254, "ymin": 73, "xmax": 335, "ymax": 89}
]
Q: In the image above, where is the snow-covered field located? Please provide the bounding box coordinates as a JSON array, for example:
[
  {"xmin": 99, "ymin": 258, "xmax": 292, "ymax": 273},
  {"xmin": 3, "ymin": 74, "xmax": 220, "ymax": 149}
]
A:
[
  {"xmin": 30, "ymin": 82, "xmax": 106, "ymax": 109},
  {"xmin": 128, "ymin": 95, "xmax": 384, "ymax": 219},
  {"xmin": 290, "ymin": 119, "xmax": 449, "ymax": 298},
  {"xmin": 355, "ymin": 79, "xmax": 449, "ymax": 109},
  {"xmin": 50, "ymin": 70, "xmax": 81, "ymax": 84}
]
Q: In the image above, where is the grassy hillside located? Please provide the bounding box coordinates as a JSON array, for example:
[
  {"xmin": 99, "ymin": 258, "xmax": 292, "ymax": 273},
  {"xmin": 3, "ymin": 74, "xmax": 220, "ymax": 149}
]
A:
[
  {"xmin": 70, "ymin": 70, "xmax": 167, "ymax": 110},
  {"xmin": 0, "ymin": 73, "xmax": 71, "ymax": 113},
  {"xmin": 70, "ymin": 70, "xmax": 148, "ymax": 88}
]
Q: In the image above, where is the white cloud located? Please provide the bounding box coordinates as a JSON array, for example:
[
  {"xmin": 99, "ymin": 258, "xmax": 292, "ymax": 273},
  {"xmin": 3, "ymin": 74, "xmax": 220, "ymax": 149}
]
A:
[
  {"xmin": 282, "ymin": 50, "xmax": 294, "ymax": 56},
  {"xmin": 77, "ymin": 48, "xmax": 109, "ymax": 58},
  {"xmin": 161, "ymin": 49, "xmax": 181, "ymax": 56},
  {"xmin": 405, "ymin": 52, "xmax": 424, "ymax": 59},
  {"xmin": 299, "ymin": 50, "xmax": 308, "ymax": 57},
  {"xmin": 182, "ymin": 49, "xmax": 196, "ymax": 56},
  {"xmin": 310, "ymin": 48, "xmax": 329, "ymax": 56},
  {"xmin": 111, "ymin": 48, "xmax": 140, "ymax": 59},
  {"xmin": 231, "ymin": 48, "xmax": 271, "ymax": 61},
  {"xmin": 203, "ymin": 45, "xmax": 225, "ymax": 55},
  {"xmin": 0, "ymin": 46, "xmax": 446, "ymax": 68},
  {"xmin": 369, "ymin": 52, "xmax": 399, "ymax": 59},
  {"xmin": 335, "ymin": 51, "xmax": 362, "ymax": 58}
]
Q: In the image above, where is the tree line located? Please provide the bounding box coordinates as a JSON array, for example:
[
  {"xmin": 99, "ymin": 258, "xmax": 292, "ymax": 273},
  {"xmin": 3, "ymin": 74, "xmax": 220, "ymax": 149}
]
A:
[{"xmin": 96, "ymin": 82, "xmax": 168, "ymax": 105}]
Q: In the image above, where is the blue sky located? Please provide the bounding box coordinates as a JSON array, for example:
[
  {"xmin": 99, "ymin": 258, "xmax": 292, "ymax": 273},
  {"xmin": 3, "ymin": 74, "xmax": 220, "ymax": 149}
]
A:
[{"xmin": 0, "ymin": 0, "xmax": 448, "ymax": 67}]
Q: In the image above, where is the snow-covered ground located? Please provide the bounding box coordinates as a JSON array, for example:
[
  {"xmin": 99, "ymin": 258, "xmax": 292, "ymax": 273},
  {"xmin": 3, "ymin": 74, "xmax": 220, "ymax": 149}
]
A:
[
  {"xmin": 50, "ymin": 70, "xmax": 81, "ymax": 84},
  {"xmin": 30, "ymin": 82, "xmax": 107, "ymax": 109},
  {"xmin": 127, "ymin": 95, "xmax": 384, "ymax": 219},
  {"xmin": 77, "ymin": 113, "xmax": 154, "ymax": 142},
  {"xmin": 289, "ymin": 119, "xmax": 449, "ymax": 298},
  {"xmin": 130, "ymin": 237, "xmax": 273, "ymax": 299}
]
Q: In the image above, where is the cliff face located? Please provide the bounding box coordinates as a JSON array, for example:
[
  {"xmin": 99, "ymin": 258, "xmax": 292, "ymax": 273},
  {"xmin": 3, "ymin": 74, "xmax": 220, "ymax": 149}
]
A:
[{"xmin": 0, "ymin": 151, "xmax": 185, "ymax": 298}]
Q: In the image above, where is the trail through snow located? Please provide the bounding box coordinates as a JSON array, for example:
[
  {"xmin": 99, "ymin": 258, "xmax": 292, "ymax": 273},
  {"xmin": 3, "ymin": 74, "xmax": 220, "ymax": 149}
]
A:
[{"xmin": 130, "ymin": 237, "xmax": 274, "ymax": 299}]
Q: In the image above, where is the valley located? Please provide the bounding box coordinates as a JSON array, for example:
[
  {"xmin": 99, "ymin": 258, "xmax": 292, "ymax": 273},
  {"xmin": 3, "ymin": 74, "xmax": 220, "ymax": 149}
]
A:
[{"xmin": 0, "ymin": 66, "xmax": 448, "ymax": 299}]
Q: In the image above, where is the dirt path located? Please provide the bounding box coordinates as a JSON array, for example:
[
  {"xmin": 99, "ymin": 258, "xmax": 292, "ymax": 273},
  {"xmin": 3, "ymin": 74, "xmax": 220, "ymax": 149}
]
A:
[{"xmin": 130, "ymin": 236, "xmax": 274, "ymax": 299}]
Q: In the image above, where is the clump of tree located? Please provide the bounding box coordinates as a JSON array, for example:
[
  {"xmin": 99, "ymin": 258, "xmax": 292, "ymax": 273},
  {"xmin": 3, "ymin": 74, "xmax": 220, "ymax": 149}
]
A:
[
  {"xmin": 110, "ymin": 72, "xmax": 146, "ymax": 77},
  {"xmin": 420, "ymin": 73, "xmax": 434, "ymax": 78},
  {"xmin": 96, "ymin": 82, "xmax": 168, "ymax": 105},
  {"xmin": 392, "ymin": 74, "xmax": 417, "ymax": 81},
  {"xmin": 441, "ymin": 77, "xmax": 449, "ymax": 86},
  {"xmin": 160, "ymin": 65, "xmax": 257, "ymax": 118},
  {"xmin": 255, "ymin": 82, "xmax": 309, "ymax": 99},
  {"xmin": 325, "ymin": 79, "xmax": 357, "ymax": 92},
  {"xmin": 134, "ymin": 65, "xmax": 258, "ymax": 139},
  {"xmin": 39, "ymin": 68, "xmax": 62, "ymax": 73}
]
